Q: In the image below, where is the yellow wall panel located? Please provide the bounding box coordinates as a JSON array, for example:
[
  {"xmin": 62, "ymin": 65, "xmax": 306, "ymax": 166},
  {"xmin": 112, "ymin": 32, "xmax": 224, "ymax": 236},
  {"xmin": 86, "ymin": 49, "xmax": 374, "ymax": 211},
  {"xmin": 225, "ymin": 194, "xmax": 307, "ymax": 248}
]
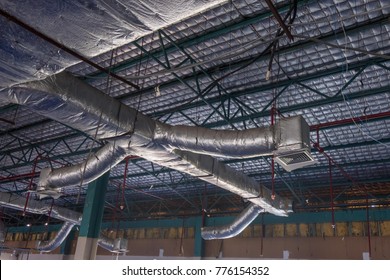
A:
[
  {"xmin": 241, "ymin": 226, "xmax": 253, "ymax": 238},
  {"xmin": 253, "ymin": 224, "xmax": 262, "ymax": 237},
  {"xmin": 273, "ymin": 224, "xmax": 284, "ymax": 237},
  {"xmin": 380, "ymin": 221, "xmax": 390, "ymax": 236},
  {"xmin": 351, "ymin": 222, "xmax": 363, "ymax": 236},
  {"xmin": 285, "ymin": 224, "xmax": 297, "ymax": 237},
  {"xmin": 322, "ymin": 223, "xmax": 335, "ymax": 237},
  {"xmin": 299, "ymin": 223, "xmax": 309, "ymax": 237},
  {"xmin": 336, "ymin": 222, "xmax": 348, "ymax": 237}
]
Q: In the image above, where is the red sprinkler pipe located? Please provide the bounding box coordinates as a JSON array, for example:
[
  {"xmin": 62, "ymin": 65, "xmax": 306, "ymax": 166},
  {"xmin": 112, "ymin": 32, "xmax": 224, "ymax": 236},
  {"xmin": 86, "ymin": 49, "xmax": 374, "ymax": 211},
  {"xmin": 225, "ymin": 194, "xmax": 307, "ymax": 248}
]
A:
[
  {"xmin": 270, "ymin": 106, "xmax": 276, "ymax": 200},
  {"xmin": 202, "ymin": 184, "xmax": 207, "ymax": 226},
  {"xmin": 310, "ymin": 111, "xmax": 390, "ymax": 131},
  {"xmin": 366, "ymin": 195, "xmax": 372, "ymax": 258},
  {"xmin": 23, "ymin": 156, "xmax": 39, "ymax": 215},
  {"xmin": 271, "ymin": 158, "xmax": 275, "ymax": 200},
  {"xmin": 0, "ymin": 172, "xmax": 40, "ymax": 183},
  {"xmin": 313, "ymin": 131, "xmax": 374, "ymax": 255},
  {"xmin": 329, "ymin": 158, "xmax": 335, "ymax": 232}
]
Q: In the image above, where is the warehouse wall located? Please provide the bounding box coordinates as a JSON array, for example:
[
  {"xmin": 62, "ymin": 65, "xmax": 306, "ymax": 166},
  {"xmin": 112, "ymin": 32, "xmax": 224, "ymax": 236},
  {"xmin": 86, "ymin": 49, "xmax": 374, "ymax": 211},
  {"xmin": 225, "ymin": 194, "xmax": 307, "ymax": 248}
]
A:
[
  {"xmin": 3, "ymin": 221, "xmax": 390, "ymax": 259},
  {"xmin": 3, "ymin": 210, "xmax": 390, "ymax": 260},
  {"xmin": 204, "ymin": 236, "xmax": 390, "ymax": 259},
  {"xmin": 2, "ymin": 236, "xmax": 389, "ymax": 260}
]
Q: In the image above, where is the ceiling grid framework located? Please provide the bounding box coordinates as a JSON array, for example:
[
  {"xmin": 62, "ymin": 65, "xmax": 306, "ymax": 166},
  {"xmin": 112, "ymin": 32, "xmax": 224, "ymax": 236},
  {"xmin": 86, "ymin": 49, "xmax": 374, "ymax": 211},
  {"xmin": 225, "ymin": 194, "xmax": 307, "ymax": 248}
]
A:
[{"xmin": 0, "ymin": 0, "xmax": 389, "ymax": 228}]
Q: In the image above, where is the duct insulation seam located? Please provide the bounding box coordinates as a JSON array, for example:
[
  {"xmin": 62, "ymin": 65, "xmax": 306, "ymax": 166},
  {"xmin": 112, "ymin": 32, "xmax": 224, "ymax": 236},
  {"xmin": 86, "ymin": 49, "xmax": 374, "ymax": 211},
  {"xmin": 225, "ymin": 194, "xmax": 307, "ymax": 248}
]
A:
[
  {"xmin": 36, "ymin": 221, "xmax": 75, "ymax": 252},
  {"xmin": 201, "ymin": 204, "xmax": 264, "ymax": 240},
  {"xmin": 0, "ymin": 0, "xmax": 228, "ymax": 88}
]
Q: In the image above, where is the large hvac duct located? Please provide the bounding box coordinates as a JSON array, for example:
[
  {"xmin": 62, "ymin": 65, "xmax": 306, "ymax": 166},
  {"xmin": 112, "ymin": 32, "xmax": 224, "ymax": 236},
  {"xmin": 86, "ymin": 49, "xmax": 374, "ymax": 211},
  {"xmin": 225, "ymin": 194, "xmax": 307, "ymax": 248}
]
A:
[
  {"xmin": 173, "ymin": 150, "xmax": 291, "ymax": 216},
  {"xmin": 201, "ymin": 204, "xmax": 263, "ymax": 240},
  {"xmin": 36, "ymin": 221, "xmax": 75, "ymax": 252},
  {"xmin": 6, "ymin": 74, "xmax": 137, "ymax": 139},
  {"xmin": 1, "ymin": 71, "xmax": 317, "ymax": 216},
  {"xmin": 154, "ymin": 123, "xmax": 274, "ymax": 158}
]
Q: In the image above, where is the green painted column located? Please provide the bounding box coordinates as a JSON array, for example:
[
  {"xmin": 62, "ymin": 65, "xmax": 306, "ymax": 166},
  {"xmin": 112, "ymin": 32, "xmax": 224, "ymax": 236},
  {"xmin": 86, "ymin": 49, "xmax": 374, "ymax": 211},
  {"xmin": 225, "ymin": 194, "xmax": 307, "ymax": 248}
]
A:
[
  {"xmin": 194, "ymin": 216, "xmax": 204, "ymax": 258},
  {"xmin": 74, "ymin": 172, "xmax": 109, "ymax": 260}
]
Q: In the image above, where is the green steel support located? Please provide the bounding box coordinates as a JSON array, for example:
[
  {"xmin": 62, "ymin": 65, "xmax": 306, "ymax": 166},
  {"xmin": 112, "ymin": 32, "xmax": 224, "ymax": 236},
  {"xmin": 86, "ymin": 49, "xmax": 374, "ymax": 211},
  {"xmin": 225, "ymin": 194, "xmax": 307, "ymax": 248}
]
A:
[
  {"xmin": 78, "ymin": 172, "xmax": 110, "ymax": 238},
  {"xmin": 194, "ymin": 216, "xmax": 204, "ymax": 258},
  {"xmin": 74, "ymin": 172, "xmax": 109, "ymax": 260},
  {"xmin": 296, "ymin": 81, "xmax": 329, "ymax": 98},
  {"xmin": 334, "ymin": 66, "xmax": 366, "ymax": 97}
]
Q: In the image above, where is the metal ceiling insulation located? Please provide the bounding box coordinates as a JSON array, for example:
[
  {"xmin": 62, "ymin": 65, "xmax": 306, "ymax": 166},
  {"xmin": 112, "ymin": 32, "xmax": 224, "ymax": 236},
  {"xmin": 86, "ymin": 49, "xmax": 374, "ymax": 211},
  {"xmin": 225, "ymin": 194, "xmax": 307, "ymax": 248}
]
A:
[
  {"xmin": 0, "ymin": 0, "xmax": 389, "ymax": 230},
  {"xmin": 0, "ymin": 0, "xmax": 228, "ymax": 88}
]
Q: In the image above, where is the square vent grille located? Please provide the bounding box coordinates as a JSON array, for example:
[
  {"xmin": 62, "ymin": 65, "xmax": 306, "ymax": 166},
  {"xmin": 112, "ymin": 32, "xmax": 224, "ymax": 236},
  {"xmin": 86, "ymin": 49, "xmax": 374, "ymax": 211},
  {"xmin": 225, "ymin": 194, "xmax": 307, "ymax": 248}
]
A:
[{"xmin": 274, "ymin": 149, "xmax": 317, "ymax": 172}]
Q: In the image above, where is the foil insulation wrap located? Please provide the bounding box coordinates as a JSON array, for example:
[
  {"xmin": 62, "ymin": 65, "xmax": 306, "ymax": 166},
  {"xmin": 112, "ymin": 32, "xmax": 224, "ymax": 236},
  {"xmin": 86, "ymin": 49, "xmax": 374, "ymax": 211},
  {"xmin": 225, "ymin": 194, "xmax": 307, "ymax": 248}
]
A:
[{"xmin": 201, "ymin": 204, "xmax": 264, "ymax": 240}]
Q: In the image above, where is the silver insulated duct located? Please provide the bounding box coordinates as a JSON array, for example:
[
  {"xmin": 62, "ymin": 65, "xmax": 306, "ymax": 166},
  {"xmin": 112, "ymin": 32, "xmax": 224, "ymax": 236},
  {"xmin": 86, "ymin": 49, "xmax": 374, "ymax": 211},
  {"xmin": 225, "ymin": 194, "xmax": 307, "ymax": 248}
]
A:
[
  {"xmin": 201, "ymin": 204, "xmax": 263, "ymax": 240},
  {"xmin": 1, "ymin": 71, "xmax": 317, "ymax": 217},
  {"xmin": 98, "ymin": 236, "xmax": 128, "ymax": 253},
  {"xmin": 37, "ymin": 141, "xmax": 129, "ymax": 198},
  {"xmin": 36, "ymin": 222, "xmax": 75, "ymax": 252}
]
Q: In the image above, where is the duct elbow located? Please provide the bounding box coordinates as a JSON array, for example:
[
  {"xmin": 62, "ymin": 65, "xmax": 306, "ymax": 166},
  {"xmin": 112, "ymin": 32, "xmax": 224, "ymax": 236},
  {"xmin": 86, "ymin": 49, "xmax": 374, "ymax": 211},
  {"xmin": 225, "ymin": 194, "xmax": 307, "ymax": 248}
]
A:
[
  {"xmin": 36, "ymin": 222, "xmax": 75, "ymax": 252},
  {"xmin": 201, "ymin": 204, "xmax": 263, "ymax": 240}
]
